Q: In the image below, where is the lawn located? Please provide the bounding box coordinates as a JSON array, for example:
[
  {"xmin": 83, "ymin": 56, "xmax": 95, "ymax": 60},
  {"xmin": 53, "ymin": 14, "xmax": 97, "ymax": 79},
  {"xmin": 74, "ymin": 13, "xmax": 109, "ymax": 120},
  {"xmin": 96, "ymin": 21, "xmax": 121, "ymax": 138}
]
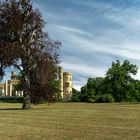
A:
[{"xmin": 0, "ymin": 103, "xmax": 140, "ymax": 140}]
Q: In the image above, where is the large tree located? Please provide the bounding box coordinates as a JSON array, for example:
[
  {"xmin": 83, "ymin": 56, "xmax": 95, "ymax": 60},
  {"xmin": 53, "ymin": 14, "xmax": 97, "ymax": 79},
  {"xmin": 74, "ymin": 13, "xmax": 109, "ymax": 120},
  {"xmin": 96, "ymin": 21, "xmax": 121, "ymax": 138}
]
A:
[
  {"xmin": 105, "ymin": 60, "xmax": 138, "ymax": 102},
  {"xmin": 80, "ymin": 77, "xmax": 104, "ymax": 102},
  {"xmin": 0, "ymin": 0, "xmax": 61, "ymax": 109},
  {"xmin": 78, "ymin": 60, "xmax": 139, "ymax": 103}
]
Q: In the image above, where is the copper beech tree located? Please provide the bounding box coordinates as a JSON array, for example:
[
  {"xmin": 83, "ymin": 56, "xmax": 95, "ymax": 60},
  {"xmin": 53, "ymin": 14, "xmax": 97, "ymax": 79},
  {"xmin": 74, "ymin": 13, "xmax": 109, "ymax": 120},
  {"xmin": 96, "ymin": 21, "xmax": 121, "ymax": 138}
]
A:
[{"xmin": 0, "ymin": 0, "xmax": 61, "ymax": 109}]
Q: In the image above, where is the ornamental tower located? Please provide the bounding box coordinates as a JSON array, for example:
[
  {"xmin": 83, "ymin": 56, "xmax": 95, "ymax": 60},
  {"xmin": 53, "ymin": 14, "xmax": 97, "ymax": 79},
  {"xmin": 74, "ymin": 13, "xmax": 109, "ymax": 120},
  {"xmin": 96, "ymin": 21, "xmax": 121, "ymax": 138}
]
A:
[
  {"xmin": 63, "ymin": 72, "xmax": 72, "ymax": 101},
  {"xmin": 58, "ymin": 67, "xmax": 72, "ymax": 100}
]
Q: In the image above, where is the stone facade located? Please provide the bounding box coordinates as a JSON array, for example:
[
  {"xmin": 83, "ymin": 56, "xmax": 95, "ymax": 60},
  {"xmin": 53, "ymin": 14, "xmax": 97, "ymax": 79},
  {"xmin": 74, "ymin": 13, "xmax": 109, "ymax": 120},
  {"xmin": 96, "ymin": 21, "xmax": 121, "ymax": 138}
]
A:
[
  {"xmin": 0, "ymin": 67, "xmax": 73, "ymax": 100},
  {"xmin": 0, "ymin": 72, "xmax": 23, "ymax": 97},
  {"xmin": 58, "ymin": 67, "xmax": 73, "ymax": 100}
]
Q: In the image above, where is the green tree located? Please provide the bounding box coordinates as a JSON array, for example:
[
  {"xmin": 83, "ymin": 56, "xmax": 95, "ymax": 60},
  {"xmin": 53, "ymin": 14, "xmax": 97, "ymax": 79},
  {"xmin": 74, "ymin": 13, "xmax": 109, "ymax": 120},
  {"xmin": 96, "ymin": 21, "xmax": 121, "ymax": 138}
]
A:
[
  {"xmin": 0, "ymin": 0, "xmax": 60, "ymax": 109},
  {"xmin": 80, "ymin": 77, "xmax": 104, "ymax": 102},
  {"xmin": 105, "ymin": 60, "xmax": 138, "ymax": 102},
  {"xmin": 71, "ymin": 88, "xmax": 80, "ymax": 102},
  {"xmin": 87, "ymin": 77, "xmax": 104, "ymax": 95},
  {"xmin": 79, "ymin": 60, "xmax": 140, "ymax": 103},
  {"xmin": 133, "ymin": 80, "xmax": 140, "ymax": 102},
  {"xmin": 79, "ymin": 85, "xmax": 88, "ymax": 102}
]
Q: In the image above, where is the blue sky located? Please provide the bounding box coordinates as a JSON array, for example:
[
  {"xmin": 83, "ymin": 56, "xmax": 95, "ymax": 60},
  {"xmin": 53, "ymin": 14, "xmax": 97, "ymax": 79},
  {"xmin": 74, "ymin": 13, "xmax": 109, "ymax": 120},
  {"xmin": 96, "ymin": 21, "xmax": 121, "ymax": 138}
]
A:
[
  {"xmin": 32, "ymin": 0, "xmax": 140, "ymax": 90},
  {"xmin": 33, "ymin": 0, "xmax": 140, "ymax": 89},
  {"xmin": 3, "ymin": 0, "xmax": 140, "ymax": 90}
]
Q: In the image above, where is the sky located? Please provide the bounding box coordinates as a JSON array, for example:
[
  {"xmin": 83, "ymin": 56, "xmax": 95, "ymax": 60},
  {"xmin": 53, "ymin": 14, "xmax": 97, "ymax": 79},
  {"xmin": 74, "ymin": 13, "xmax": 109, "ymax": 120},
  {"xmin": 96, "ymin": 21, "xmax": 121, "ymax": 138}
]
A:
[{"xmin": 3, "ymin": 0, "xmax": 140, "ymax": 90}]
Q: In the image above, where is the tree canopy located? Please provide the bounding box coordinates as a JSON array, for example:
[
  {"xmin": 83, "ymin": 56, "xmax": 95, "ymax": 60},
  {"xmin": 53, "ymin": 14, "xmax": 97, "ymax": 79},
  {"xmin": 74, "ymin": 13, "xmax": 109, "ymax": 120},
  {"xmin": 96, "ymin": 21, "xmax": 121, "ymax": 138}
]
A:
[
  {"xmin": 105, "ymin": 60, "xmax": 138, "ymax": 102},
  {"xmin": 0, "ymin": 0, "xmax": 61, "ymax": 109},
  {"xmin": 77, "ymin": 60, "xmax": 140, "ymax": 103}
]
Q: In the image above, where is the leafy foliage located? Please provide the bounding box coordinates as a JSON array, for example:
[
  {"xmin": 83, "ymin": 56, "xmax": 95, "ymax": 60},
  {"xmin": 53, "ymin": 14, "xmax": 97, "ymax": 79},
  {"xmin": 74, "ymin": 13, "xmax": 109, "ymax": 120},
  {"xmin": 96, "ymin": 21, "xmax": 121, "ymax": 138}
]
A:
[
  {"xmin": 73, "ymin": 60, "xmax": 140, "ymax": 103},
  {"xmin": 0, "ymin": 0, "xmax": 61, "ymax": 109},
  {"xmin": 105, "ymin": 60, "xmax": 138, "ymax": 102},
  {"xmin": 95, "ymin": 94, "xmax": 114, "ymax": 103},
  {"xmin": 71, "ymin": 88, "xmax": 80, "ymax": 102}
]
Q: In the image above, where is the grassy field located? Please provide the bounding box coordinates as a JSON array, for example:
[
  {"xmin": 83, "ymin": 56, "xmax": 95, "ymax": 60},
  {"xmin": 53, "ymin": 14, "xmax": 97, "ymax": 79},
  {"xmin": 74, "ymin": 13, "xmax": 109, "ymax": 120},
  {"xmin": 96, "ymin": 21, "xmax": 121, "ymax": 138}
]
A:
[{"xmin": 0, "ymin": 103, "xmax": 140, "ymax": 140}]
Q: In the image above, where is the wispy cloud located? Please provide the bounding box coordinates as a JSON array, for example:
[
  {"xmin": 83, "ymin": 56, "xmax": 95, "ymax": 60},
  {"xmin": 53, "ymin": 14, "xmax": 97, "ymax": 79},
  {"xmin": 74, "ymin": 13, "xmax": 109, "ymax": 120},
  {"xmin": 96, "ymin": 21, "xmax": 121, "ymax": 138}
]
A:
[
  {"xmin": 48, "ymin": 24, "xmax": 140, "ymax": 61},
  {"xmin": 4, "ymin": 0, "xmax": 140, "ymax": 90},
  {"xmin": 62, "ymin": 62, "xmax": 106, "ymax": 77}
]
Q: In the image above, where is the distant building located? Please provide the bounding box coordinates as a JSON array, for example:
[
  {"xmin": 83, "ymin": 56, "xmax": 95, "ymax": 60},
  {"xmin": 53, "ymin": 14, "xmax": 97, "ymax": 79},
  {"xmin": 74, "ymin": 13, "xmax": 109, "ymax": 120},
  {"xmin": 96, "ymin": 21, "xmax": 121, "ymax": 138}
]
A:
[
  {"xmin": 58, "ymin": 67, "xmax": 72, "ymax": 100},
  {"xmin": 0, "ymin": 67, "xmax": 73, "ymax": 100},
  {"xmin": 0, "ymin": 71, "xmax": 23, "ymax": 97}
]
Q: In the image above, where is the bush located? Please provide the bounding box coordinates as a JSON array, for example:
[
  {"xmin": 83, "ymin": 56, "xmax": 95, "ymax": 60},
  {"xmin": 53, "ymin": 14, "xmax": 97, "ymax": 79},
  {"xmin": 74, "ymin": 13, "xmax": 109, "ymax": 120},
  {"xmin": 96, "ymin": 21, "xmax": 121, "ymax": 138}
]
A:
[
  {"xmin": 0, "ymin": 96, "xmax": 23, "ymax": 103},
  {"xmin": 71, "ymin": 93, "xmax": 80, "ymax": 102},
  {"xmin": 95, "ymin": 94, "xmax": 114, "ymax": 103},
  {"xmin": 87, "ymin": 98, "xmax": 95, "ymax": 103},
  {"xmin": 71, "ymin": 97, "xmax": 80, "ymax": 102},
  {"xmin": 71, "ymin": 88, "xmax": 81, "ymax": 102}
]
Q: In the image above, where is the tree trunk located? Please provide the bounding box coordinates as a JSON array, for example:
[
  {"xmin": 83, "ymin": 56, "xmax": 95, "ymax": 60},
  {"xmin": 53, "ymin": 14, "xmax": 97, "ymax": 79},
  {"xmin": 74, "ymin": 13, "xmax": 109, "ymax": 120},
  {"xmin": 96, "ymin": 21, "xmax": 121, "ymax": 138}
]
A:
[
  {"xmin": 22, "ymin": 92, "xmax": 31, "ymax": 109},
  {"xmin": 22, "ymin": 73, "xmax": 31, "ymax": 109}
]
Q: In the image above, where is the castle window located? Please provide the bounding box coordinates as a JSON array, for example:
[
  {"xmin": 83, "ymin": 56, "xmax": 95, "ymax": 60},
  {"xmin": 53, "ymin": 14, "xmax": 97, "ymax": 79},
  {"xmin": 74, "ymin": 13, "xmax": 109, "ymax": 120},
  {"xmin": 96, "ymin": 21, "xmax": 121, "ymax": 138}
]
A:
[{"xmin": 65, "ymin": 82, "xmax": 69, "ymax": 87}]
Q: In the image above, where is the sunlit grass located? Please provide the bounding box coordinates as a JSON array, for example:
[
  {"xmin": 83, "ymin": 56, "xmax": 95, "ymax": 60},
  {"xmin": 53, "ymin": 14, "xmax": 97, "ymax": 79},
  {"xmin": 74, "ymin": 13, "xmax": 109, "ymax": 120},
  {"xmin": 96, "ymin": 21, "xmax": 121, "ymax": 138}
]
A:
[{"xmin": 0, "ymin": 102, "xmax": 140, "ymax": 140}]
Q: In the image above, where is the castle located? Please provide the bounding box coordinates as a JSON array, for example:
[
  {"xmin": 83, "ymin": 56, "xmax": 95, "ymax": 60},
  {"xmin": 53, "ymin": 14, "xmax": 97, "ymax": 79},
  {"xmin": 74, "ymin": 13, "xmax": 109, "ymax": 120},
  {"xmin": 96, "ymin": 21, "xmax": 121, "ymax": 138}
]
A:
[
  {"xmin": 0, "ymin": 71, "xmax": 23, "ymax": 97},
  {"xmin": 58, "ymin": 66, "xmax": 72, "ymax": 100},
  {"xmin": 0, "ymin": 67, "xmax": 73, "ymax": 100}
]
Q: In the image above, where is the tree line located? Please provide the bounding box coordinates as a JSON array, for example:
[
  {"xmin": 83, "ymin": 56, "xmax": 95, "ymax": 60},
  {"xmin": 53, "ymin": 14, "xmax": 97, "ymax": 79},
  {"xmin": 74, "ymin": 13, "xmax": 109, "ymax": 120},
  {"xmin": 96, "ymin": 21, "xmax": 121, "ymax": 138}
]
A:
[{"xmin": 72, "ymin": 60, "xmax": 140, "ymax": 103}]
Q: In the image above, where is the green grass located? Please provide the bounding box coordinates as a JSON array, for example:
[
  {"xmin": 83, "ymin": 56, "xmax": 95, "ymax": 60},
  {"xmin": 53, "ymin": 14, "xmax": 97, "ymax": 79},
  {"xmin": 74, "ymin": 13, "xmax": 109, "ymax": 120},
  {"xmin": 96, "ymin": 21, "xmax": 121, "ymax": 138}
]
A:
[{"xmin": 0, "ymin": 103, "xmax": 140, "ymax": 140}]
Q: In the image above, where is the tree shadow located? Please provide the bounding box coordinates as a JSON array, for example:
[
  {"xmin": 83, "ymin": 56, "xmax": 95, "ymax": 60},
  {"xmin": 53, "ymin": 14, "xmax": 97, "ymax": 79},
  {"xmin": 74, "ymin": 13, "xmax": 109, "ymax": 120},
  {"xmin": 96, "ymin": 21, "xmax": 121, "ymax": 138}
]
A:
[{"xmin": 0, "ymin": 108, "xmax": 22, "ymax": 110}]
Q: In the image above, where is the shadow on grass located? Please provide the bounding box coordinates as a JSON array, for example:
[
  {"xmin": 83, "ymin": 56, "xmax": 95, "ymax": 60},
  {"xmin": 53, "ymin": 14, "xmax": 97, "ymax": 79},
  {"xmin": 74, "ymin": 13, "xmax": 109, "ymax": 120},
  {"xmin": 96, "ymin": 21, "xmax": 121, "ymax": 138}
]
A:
[{"xmin": 0, "ymin": 108, "xmax": 22, "ymax": 110}]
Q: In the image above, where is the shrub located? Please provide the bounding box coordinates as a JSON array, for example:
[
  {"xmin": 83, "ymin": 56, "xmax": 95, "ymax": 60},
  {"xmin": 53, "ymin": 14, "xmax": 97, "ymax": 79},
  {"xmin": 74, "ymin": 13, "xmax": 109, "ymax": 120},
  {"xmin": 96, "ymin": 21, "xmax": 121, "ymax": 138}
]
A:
[
  {"xmin": 88, "ymin": 98, "xmax": 95, "ymax": 103},
  {"xmin": 95, "ymin": 94, "xmax": 114, "ymax": 103},
  {"xmin": 0, "ymin": 96, "xmax": 23, "ymax": 103}
]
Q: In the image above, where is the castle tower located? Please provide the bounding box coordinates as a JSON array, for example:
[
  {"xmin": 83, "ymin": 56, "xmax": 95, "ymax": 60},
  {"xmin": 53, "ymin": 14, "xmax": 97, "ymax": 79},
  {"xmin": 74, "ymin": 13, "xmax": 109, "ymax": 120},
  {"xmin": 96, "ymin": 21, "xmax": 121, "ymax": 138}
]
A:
[
  {"xmin": 63, "ymin": 72, "xmax": 72, "ymax": 101},
  {"xmin": 11, "ymin": 71, "xmax": 17, "ymax": 80},
  {"xmin": 58, "ymin": 66, "xmax": 64, "ymax": 99},
  {"xmin": 9, "ymin": 71, "xmax": 19, "ymax": 96}
]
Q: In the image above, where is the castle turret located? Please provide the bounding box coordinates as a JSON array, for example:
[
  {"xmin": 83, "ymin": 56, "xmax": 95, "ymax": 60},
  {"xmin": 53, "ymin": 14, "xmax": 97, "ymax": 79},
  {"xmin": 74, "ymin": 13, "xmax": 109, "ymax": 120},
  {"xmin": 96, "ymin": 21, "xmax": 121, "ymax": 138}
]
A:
[
  {"xmin": 63, "ymin": 72, "xmax": 72, "ymax": 101},
  {"xmin": 11, "ymin": 71, "xmax": 17, "ymax": 80}
]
